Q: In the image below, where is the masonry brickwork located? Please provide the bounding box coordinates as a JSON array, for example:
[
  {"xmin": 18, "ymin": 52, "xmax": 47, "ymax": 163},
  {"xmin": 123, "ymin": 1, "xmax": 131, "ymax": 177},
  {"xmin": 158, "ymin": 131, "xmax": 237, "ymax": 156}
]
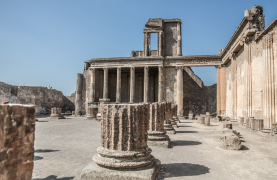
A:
[{"xmin": 0, "ymin": 104, "xmax": 36, "ymax": 180}]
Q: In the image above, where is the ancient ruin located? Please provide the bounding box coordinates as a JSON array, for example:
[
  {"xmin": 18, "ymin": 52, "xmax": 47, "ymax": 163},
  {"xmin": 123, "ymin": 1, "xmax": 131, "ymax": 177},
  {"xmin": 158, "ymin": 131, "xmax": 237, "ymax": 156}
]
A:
[
  {"xmin": 48, "ymin": 107, "xmax": 65, "ymax": 119},
  {"xmin": 81, "ymin": 103, "xmax": 160, "ymax": 180},
  {"xmin": 0, "ymin": 104, "xmax": 36, "ymax": 180}
]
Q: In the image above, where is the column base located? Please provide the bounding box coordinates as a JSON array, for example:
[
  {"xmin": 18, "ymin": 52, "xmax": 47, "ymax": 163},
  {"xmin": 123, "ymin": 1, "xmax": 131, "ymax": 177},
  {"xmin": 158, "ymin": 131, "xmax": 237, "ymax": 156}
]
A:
[
  {"xmin": 84, "ymin": 116, "xmax": 97, "ymax": 120},
  {"xmin": 164, "ymin": 124, "xmax": 176, "ymax": 134},
  {"xmin": 80, "ymin": 159, "xmax": 161, "ymax": 180},
  {"xmin": 99, "ymin": 99, "xmax": 110, "ymax": 104}
]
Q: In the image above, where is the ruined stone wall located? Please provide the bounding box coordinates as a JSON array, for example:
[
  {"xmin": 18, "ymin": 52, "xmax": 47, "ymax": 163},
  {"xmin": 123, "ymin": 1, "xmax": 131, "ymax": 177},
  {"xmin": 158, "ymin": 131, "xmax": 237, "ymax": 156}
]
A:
[
  {"xmin": 0, "ymin": 104, "xmax": 36, "ymax": 180},
  {"xmin": 0, "ymin": 82, "xmax": 74, "ymax": 115},
  {"xmin": 164, "ymin": 22, "xmax": 177, "ymax": 56},
  {"xmin": 183, "ymin": 69, "xmax": 217, "ymax": 116}
]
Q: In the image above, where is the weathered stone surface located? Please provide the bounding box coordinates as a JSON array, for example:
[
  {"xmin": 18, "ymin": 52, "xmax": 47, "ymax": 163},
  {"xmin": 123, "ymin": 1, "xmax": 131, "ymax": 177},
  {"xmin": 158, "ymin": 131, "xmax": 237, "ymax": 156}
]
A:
[
  {"xmin": 198, "ymin": 116, "xmax": 205, "ymax": 124},
  {"xmin": 148, "ymin": 103, "xmax": 171, "ymax": 148},
  {"xmin": 220, "ymin": 134, "xmax": 242, "ymax": 150},
  {"xmin": 164, "ymin": 102, "xmax": 176, "ymax": 134},
  {"xmin": 85, "ymin": 106, "xmax": 98, "ymax": 120},
  {"xmin": 205, "ymin": 112, "xmax": 210, "ymax": 126},
  {"xmin": 48, "ymin": 107, "xmax": 65, "ymax": 119},
  {"xmin": 0, "ymin": 104, "xmax": 36, "ymax": 180},
  {"xmin": 223, "ymin": 122, "xmax": 232, "ymax": 129}
]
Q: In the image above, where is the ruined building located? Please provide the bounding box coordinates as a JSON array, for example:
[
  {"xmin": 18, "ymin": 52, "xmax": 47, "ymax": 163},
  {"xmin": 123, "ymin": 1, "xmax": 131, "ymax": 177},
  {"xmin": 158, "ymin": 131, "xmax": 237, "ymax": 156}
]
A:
[
  {"xmin": 75, "ymin": 5, "xmax": 277, "ymax": 129},
  {"xmin": 75, "ymin": 18, "xmax": 219, "ymax": 117}
]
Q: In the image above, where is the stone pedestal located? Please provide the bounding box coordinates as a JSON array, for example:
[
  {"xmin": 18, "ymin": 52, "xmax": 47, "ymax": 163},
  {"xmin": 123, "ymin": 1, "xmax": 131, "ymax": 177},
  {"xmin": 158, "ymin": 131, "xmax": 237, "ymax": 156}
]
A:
[
  {"xmin": 148, "ymin": 103, "xmax": 171, "ymax": 148},
  {"xmin": 220, "ymin": 134, "xmax": 242, "ymax": 150},
  {"xmin": 250, "ymin": 119, "xmax": 264, "ymax": 131},
  {"xmin": 205, "ymin": 112, "xmax": 210, "ymax": 126},
  {"xmin": 81, "ymin": 103, "xmax": 160, "ymax": 180},
  {"xmin": 163, "ymin": 102, "xmax": 176, "ymax": 134},
  {"xmin": 85, "ymin": 106, "xmax": 98, "ymax": 120},
  {"xmin": 271, "ymin": 123, "xmax": 277, "ymax": 135},
  {"xmin": 197, "ymin": 116, "xmax": 204, "ymax": 124},
  {"xmin": 48, "ymin": 107, "xmax": 65, "ymax": 119},
  {"xmin": 223, "ymin": 122, "xmax": 232, "ymax": 129},
  {"xmin": 188, "ymin": 111, "xmax": 193, "ymax": 120},
  {"xmin": 239, "ymin": 117, "xmax": 244, "ymax": 127}
]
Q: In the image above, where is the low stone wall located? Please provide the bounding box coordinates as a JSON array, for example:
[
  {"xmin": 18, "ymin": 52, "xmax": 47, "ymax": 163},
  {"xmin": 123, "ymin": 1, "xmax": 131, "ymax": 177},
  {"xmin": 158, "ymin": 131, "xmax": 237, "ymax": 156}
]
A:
[{"xmin": 0, "ymin": 104, "xmax": 36, "ymax": 180}]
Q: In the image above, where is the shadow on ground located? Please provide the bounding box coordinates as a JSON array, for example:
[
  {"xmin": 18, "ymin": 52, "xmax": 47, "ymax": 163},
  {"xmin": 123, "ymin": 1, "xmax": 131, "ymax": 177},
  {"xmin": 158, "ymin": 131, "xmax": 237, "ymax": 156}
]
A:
[
  {"xmin": 32, "ymin": 175, "xmax": 74, "ymax": 180},
  {"xmin": 161, "ymin": 163, "xmax": 209, "ymax": 179},
  {"xmin": 172, "ymin": 140, "xmax": 202, "ymax": 146},
  {"xmin": 35, "ymin": 149, "xmax": 60, "ymax": 153},
  {"xmin": 176, "ymin": 131, "xmax": 198, "ymax": 133},
  {"xmin": 178, "ymin": 125, "xmax": 192, "ymax": 127},
  {"xmin": 241, "ymin": 145, "xmax": 249, "ymax": 150},
  {"xmin": 34, "ymin": 156, "xmax": 43, "ymax": 161}
]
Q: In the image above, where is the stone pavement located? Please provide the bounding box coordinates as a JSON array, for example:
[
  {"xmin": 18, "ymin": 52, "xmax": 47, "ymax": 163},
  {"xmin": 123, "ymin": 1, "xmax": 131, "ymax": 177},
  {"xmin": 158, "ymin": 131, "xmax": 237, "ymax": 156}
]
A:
[{"xmin": 32, "ymin": 116, "xmax": 277, "ymax": 180}]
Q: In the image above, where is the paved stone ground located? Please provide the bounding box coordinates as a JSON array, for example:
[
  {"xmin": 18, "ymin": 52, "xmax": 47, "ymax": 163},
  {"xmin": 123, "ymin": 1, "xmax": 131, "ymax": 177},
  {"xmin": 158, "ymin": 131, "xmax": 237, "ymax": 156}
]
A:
[{"xmin": 32, "ymin": 116, "xmax": 277, "ymax": 180}]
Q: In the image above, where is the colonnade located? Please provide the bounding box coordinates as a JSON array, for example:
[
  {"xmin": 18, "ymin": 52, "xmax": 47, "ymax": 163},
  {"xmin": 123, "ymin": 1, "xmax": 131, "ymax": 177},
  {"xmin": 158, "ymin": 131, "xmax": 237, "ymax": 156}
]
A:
[{"xmin": 89, "ymin": 66, "xmax": 184, "ymax": 116}]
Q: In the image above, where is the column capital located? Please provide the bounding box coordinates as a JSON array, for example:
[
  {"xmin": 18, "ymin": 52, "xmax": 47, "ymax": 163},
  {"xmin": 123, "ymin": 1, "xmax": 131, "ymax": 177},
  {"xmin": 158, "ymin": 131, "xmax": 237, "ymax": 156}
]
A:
[
  {"xmin": 229, "ymin": 52, "xmax": 237, "ymax": 60},
  {"xmin": 117, "ymin": 67, "xmax": 121, "ymax": 70},
  {"xmin": 175, "ymin": 66, "xmax": 183, "ymax": 70},
  {"xmin": 130, "ymin": 67, "xmax": 135, "ymax": 70},
  {"xmin": 103, "ymin": 67, "xmax": 108, "ymax": 71},
  {"xmin": 144, "ymin": 66, "xmax": 149, "ymax": 70},
  {"xmin": 89, "ymin": 68, "xmax": 96, "ymax": 72},
  {"xmin": 158, "ymin": 66, "xmax": 163, "ymax": 70}
]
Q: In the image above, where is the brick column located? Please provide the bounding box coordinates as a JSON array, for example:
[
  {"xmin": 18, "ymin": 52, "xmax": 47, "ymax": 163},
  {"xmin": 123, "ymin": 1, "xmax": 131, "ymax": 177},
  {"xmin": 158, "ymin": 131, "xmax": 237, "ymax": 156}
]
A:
[
  {"xmin": 130, "ymin": 67, "xmax": 135, "ymax": 103},
  {"xmin": 144, "ymin": 66, "xmax": 149, "ymax": 103},
  {"xmin": 116, "ymin": 67, "xmax": 121, "ymax": 103},
  {"xmin": 93, "ymin": 103, "xmax": 156, "ymax": 169},
  {"xmin": 75, "ymin": 73, "xmax": 83, "ymax": 116},
  {"xmin": 163, "ymin": 102, "xmax": 176, "ymax": 134},
  {"xmin": 176, "ymin": 66, "xmax": 183, "ymax": 116},
  {"xmin": 158, "ymin": 66, "xmax": 164, "ymax": 102},
  {"xmin": 0, "ymin": 104, "xmax": 36, "ymax": 180},
  {"xmin": 90, "ymin": 68, "xmax": 96, "ymax": 103}
]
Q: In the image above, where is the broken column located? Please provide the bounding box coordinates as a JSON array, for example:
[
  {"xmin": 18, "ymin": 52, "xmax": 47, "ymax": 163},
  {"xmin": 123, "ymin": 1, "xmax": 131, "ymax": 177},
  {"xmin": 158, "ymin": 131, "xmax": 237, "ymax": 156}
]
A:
[
  {"xmin": 188, "ymin": 110, "xmax": 193, "ymax": 120},
  {"xmin": 163, "ymin": 102, "xmax": 176, "ymax": 134},
  {"xmin": 75, "ymin": 73, "xmax": 83, "ymax": 116},
  {"xmin": 220, "ymin": 134, "xmax": 242, "ymax": 150},
  {"xmin": 81, "ymin": 103, "xmax": 161, "ymax": 180},
  {"xmin": 239, "ymin": 117, "xmax": 244, "ymax": 127},
  {"xmin": 205, "ymin": 112, "xmax": 210, "ymax": 126},
  {"xmin": 85, "ymin": 105, "xmax": 98, "ymax": 120},
  {"xmin": 169, "ymin": 104, "xmax": 179, "ymax": 127},
  {"xmin": 0, "ymin": 104, "xmax": 36, "ymax": 180},
  {"xmin": 148, "ymin": 103, "xmax": 171, "ymax": 148},
  {"xmin": 198, "ymin": 116, "xmax": 205, "ymax": 124},
  {"xmin": 48, "ymin": 107, "xmax": 65, "ymax": 119}
]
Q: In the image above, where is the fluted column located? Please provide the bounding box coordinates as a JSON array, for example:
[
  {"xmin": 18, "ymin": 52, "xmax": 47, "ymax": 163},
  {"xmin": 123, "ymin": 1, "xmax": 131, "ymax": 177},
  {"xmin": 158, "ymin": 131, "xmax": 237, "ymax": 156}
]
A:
[
  {"xmin": 103, "ymin": 68, "xmax": 109, "ymax": 100},
  {"xmin": 116, "ymin": 67, "xmax": 121, "ymax": 103},
  {"xmin": 144, "ymin": 66, "xmax": 149, "ymax": 103},
  {"xmin": 158, "ymin": 66, "xmax": 164, "ymax": 102},
  {"xmin": 177, "ymin": 22, "xmax": 182, "ymax": 56},
  {"xmin": 176, "ymin": 66, "xmax": 183, "ymax": 116},
  {"xmin": 130, "ymin": 67, "xmax": 135, "ymax": 103},
  {"xmin": 90, "ymin": 68, "xmax": 96, "ymax": 103}
]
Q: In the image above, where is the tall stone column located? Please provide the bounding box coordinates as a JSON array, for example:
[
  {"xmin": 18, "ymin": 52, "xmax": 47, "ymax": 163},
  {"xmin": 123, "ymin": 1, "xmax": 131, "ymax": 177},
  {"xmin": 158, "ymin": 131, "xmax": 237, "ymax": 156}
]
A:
[
  {"xmin": 176, "ymin": 66, "xmax": 183, "ymax": 116},
  {"xmin": 143, "ymin": 32, "xmax": 150, "ymax": 56},
  {"xmin": 216, "ymin": 66, "xmax": 221, "ymax": 115},
  {"xmin": 244, "ymin": 37, "xmax": 252, "ymax": 119},
  {"xmin": 220, "ymin": 66, "xmax": 226, "ymax": 116},
  {"xmin": 231, "ymin": 53, "xmax": 237, "ymax": 119},
  {"xmin": 144, "ymin": 66, "xmax": 149, "ymax": 103},
  {"xmin": 75, "ymin": 73, "xmax": 83, "ymax": 116},
  {"xmin": 116, "ymin": 67, "xmax": 121, "ymax": 103},
  {"xmin": 81, "ymin": 104, "xmax": 161, "ymax": 179},
  {"xmin": 177, "ymin": 22, "xmax": 182, "ymax": 56},
  {"xmin": 103, "ymin": 68, "xmax": 109, "ymax": 100},
  {"xmin": 130, "ymin": 67, "xmax": 135, "ymax": 103},
  {"xmin": 90, "ymin": 68, "xmax": 96, "ymax": 103},
  {"xmin": 158, "ymin": 32, "xmax": 163, "ymax": 56},
  {"xmin": 158, "ymin": 66, "xmax": 164, "ymax": 102}
]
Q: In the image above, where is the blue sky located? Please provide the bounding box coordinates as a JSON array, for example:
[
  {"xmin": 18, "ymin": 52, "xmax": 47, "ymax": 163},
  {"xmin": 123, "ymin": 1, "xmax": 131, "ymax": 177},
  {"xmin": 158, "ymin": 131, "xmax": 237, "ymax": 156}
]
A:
[{"xmin": 1, "ymin": 0, "xmax": 277, "ymax": 95}]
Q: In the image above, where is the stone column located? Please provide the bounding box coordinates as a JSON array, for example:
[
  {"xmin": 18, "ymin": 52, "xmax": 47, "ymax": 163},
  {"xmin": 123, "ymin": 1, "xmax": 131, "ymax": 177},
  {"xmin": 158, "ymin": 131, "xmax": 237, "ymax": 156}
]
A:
[
  {"xmin": 85, "ymin": 105, "xmax": 98, "ymax": 120},
  {"xmin": 148, "ymin": 103, "xmax": 171, "ymax": 148},
  {"xmin": 205, "ymin": 112, "xmax": 210, "ymax": 126},
  {"xmin": 130, "ymin": 67, "xmax": 135, "ymax": 103},
  {"xmin": 220, "ymin": 66, "xmax": 226, "ymax": 116},
  {"xmin": 144, "ymin": 66, "xmax": 149, "ymax": 103},
  {"xmin": 176, "ymin": 66, "xmax": 183, "ymax": 116},
  {"xmin": 163, "ymin": 102, "xmax": 176, "ymax": 134},
  {"xmin": 116, "ymin": 67, "xmax": 121, "ymax": 103},
  {"xmin": 158, "ymin": 31, "xmax": 163, "ymax": 56},
  {"xmin": 81, "ymin": 104, "xmax": 161, "ymax": 179},
  {"xmin": 216, "ymin": 66, "xmax": 221, "ymax": 115},
  {"xmin": 48, "ymin": 107, "xmax": 65, "ymax": 119},
  {"xmin": 158, "ymin": 66, "xmax": 164, "ymax": 102},
  {"xmin": 143, "ymin": 32, "xmax": 150, "ymax": 56},
  {"xmin": 231, "ymin": 53, "xmax": 237, "ymax": 119},
  {"xmin": 103, "ymin": 68, "xmax": 109, "ymax": 100},
  {"xmin": 177, "ymin": 22, "xmax": 182, "ymax": 56},
  {"xmin": 90, "ymin": 68, "xmax": 96, "ymax": 103},
  {"xmin": 75, "ymin": 73, "xmax": 83, "ymax": 116}
]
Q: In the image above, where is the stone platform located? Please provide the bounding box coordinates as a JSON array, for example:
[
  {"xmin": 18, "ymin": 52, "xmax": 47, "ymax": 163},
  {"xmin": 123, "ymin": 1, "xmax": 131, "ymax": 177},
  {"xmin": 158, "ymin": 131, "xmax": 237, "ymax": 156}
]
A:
[{"xmin": 80, "ymin": 159, "xmax": 161, "ymax": 180}]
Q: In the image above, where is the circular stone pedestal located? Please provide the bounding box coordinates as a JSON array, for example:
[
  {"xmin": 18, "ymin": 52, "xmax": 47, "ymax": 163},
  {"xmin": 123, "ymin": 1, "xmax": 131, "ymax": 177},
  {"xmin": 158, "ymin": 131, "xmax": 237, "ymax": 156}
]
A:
[
  {"xmin": 164, "ymin": 123, "xmax": 176, "ymax": 134},
  {"xmin": 173, "ymin": 116, "xmax": 180, "ymax": 123},
  {"xmin": 169, "ymin": 118, "xmax": 178, "ymax": 128},
  {"xmin": 148, "ymin": 131, "xmax": 171, "ymax": 148}
]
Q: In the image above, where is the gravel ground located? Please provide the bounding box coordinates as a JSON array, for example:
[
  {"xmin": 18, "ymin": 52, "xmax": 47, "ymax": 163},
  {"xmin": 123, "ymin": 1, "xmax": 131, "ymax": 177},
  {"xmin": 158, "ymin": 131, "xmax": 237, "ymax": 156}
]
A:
[{"xmin": 32, "ymin": 116, "xmax": 277, "ymax": 180}]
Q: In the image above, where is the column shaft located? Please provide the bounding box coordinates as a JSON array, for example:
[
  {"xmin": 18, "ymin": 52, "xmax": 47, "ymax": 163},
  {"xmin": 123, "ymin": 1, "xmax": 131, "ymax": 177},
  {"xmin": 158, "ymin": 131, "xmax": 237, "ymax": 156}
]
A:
[
  {"xmin": 130, "ymin": 67, "xmax": 135, "ymax": 103},
  {"xmin": 176, "ymin": 67, "xmax": 183, "ymax": 116},
  {"xmin": 177, "ymin": 22, "xmax": 182, "ymax": 56},
  {"xmin": 103, "ymin": 68, "xmax": 108, "ymax": 100},
  {"xmin": 116, "ymin": 67, "xmax": 121, "ymax": 103},
  {"xmin": 90, "ymin": 68, "xmax": 96, "ymax": 102},
  {"xmin": 158, "ymin": 32, "xmax": 163, "ymax": 56},
  {"xmin": 75, "ymin": 73, "xmax": 83, "ymax": 115},
  {"xmin": 144, "ymin": 66, "xmax": 149, "ymax": 103},
  {"xmin": 158, "ymin": 66, "xmax": 164, "ymax": 102}
]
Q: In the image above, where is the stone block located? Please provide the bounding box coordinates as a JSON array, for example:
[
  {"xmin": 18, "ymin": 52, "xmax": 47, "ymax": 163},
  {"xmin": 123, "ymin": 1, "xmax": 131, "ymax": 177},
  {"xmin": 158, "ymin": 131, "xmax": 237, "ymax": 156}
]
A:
[
  {"xmin": 220, "ymin": 134, "xmax": 242, "ymax": 150},
  {"xmin": 223, "ymin": 122, "xmax": 232, "ymax": 129},
  {"xmin": 48, "ymin": 107, "xmax": 65, "ymax": 119},
  {"xmin": 205, "ymin": 112, "xmax": 210, "ymax": 126}
]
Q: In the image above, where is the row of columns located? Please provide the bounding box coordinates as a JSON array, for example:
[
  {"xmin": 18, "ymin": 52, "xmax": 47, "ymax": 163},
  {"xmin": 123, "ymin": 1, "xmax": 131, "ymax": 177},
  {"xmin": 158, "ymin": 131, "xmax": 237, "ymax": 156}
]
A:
[{"xmin": 89, "ymin": 66, "xmax": 184, "ymax": 115}]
